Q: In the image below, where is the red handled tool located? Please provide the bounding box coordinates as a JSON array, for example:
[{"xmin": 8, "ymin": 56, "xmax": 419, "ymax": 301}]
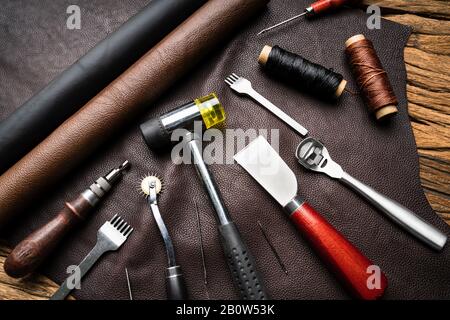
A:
[
  {"xmin": 258, "ymin": 0, "xmax": 360, "ymax": 35},
  {"xmin": 234, "ymin": 136, "xmax": 387, "ymax": 300}
]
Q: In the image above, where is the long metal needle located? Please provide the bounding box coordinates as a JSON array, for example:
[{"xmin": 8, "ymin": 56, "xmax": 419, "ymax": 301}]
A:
[
  {"xmin": 257, "ymin": 220, "xmax": 288, "ymax": 275},
  {"xmin": 258, "ymin": 11, "xmax": 307, "ymax": 35},
  {"xmin": 195, "ymin": 202, "xmax": 208, "ymax": 286},
  {"xmin": 125, "ymin": 267, "xmax": 133, "ymax": 300}
]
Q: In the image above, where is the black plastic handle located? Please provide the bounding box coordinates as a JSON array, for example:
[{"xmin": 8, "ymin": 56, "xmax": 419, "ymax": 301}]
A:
[
  {"xmin": 166, "ymin": 265, "xmax": 188, "ymax": 300},
  {"xmin": 218, "ymin": 222, "xmax": 269, "ymax": 300}
]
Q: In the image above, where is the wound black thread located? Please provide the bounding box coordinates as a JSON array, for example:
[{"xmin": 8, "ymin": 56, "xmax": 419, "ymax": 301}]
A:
[{"xmin": 264, "ymin": 45, "xmax": 344, "ymax": 100}]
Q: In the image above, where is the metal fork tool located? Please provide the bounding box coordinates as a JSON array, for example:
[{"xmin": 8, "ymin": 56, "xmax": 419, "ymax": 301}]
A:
[
  {"xmin": 225, "ymin": 73, "xmax": 308, "ymax": 136},
  {"xmin": 50, "ymin": 215, "xmax": 133, "ymax": 300},
  {"xmin": 226, "ymin": 73, "xmax": 447, "ymax": 251}
]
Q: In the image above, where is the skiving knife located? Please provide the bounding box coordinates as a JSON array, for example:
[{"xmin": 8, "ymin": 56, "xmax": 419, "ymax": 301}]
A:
[{"xmin": 234, "ymin": 136, "xmax": 387, "ymax": 300}]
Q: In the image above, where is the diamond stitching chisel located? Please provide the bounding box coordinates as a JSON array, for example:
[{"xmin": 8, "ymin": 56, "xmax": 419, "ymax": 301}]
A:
[
  {"xmin": 50, "ymin": 215, "xmax": 133, "ymax": 300},
  {"xmin": 234, "ymin": 136, "xmax": 387, "ymax": 300},
  {"xmin": 296, "ymin": 137, "xmax": 448, "ymax": 251}
]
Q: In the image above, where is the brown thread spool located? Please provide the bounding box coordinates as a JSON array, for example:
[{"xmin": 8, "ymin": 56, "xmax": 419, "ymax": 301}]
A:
[
  {"xmin": 259, "ymin": 45, "xmax": 347, "ymax": 99},
  {"xmin": 345, "ymin": 35, "xmax": 398, "ymax": 120}
]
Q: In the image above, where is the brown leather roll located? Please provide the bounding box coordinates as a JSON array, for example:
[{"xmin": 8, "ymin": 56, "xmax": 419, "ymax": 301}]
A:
[{"xmin": 0, "ymin": 0, "xmax": 270, "ymax": 227}]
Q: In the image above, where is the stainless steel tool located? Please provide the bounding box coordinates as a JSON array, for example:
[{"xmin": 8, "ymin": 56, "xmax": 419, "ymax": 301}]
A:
[
  {"xmin": 50, "ymin": 215, "xmax": 133, "ymax": 300},
  {"xmin": 141, "ymin": 175, "xmax": 188, "ymax": 300},
  {"xmin": 296, "ymin": 137, "xmax": 448, "ymax": 251},
  {"xmin": 5, "ymin": 161, "xmax": 130, "ymax": 279},
  {"xmin": 139, "ymin": 96, "xmax": 268, "ymax": 300},
  {"xmin": 225, "ymin": 73, "xmax": 308, "ymax": 136},
  {"xmin": 234, "ymin": 136, "xmax": 387, "ymax": 300},
  {"xmin": 184, "ymin": 132, "xmax": 269, "ymax": 300},
  {"xmin": 125, "ymin": 267, "xmax": 133, "ymax": 300}
]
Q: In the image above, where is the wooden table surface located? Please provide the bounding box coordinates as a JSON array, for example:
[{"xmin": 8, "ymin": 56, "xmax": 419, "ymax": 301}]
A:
[{"xmin": 0, "ymin": 0, "xmax": 449, "ymax": 300}]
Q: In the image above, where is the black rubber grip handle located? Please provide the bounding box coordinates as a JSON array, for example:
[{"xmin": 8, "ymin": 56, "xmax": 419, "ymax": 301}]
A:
[
  {"xmin": 218, "ymin": 222, "xmax": 269, "ymax": 300},
  {"xmin": 166, "ymin": 265, "xmax": 188, "ymax": 300}
]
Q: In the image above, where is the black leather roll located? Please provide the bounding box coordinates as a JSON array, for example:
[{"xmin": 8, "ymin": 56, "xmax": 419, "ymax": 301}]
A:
[{"xmin": 0, "ymin": 0, "xmax": 206, "ymax": 173}]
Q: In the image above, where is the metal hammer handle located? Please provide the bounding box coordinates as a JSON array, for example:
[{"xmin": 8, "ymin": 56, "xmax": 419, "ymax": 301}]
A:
[{"xmin": 185, "ymin": 133, "xmax": 269, "ymax": 299}]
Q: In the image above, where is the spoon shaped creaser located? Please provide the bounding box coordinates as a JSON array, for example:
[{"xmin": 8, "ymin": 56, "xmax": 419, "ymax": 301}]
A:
[{"xmin": 296, "ymin": 137, "xmax": 447, "ymax": 251}]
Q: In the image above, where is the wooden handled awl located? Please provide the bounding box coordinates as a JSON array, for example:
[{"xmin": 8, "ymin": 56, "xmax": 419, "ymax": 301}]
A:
[
  {"xmin": 258, "ymin": 0, "xmax": 361, "ymax": 35},
  {"xmin": 4, "ymin": 161, "xmax": 130, "ymax": 278}
]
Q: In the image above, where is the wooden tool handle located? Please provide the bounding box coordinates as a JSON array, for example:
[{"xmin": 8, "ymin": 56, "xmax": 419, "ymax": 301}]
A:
[
  {"xmin": 310, "ymin": 0, "xmax": 349, "ymax": 14},
  {"xmin": 4, "ymin": 195, "xmax": 93, "ymax": 278},
  {"xmin": 290, "ymin": 202, "xmax": 387, "ymax": 300}
]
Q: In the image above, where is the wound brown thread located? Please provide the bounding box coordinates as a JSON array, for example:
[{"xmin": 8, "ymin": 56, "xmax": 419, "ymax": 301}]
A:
[{"xmin": 345, "ymin": 34, "xmax": 398, "ymax": 120}]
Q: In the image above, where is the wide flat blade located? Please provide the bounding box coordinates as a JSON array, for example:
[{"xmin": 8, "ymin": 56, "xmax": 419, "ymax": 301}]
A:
[{"xmin": 234, "ymin": 136, "xmax": 297, "ymax": 207}]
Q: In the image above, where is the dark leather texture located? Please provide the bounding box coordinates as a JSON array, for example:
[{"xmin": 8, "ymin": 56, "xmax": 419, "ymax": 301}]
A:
[
  {"xmin": 0, "ymin": 0, "xmax": 206, "ymax": 174},
  {"xmin": 0, "ymin": 0, "xmax": 270, "ymax": 226},
  {"xmin": 1, "ymin": 0, "xmax": 449, "ymax": 300}
]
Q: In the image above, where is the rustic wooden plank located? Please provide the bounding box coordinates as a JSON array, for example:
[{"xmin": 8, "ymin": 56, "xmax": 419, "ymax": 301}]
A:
[
  {"xmin": 407, "ymin": 85, "xmax": 450, "ymax": 115},
  {"xmin": 419, "ymin": 157, "xmax": 450, "ymax": 195},
  {"xmin": 364, "ymin": 0, "xmax": 450, "ymax": 19},
  {"xmin": 421, "ymin": 188, "xmax": 450, "ymax": 220},
  {"xmin": 1, "ymin": 4, "xmax": 450, "ymax": 300},
  {"xmin": 418, "ymin": 150, "xmax": 450, "ymax": 164},
  {"xmin": 406, "ymin": 63, "xmax": 449, "ymax": 92},
  {"xmin": 407, "ymin": 34, "xmax": 450, "ymax": 55},
  {"xmin": 412, "ymin": 122, "xmax": 450, "ymax": 150},
  {"xmin": 424, "ymin": 191, "xmax": 450, "ymax": 223},
  {"xmin": 404, "ymin": 47, "xmax": 450, "ymax": 75},
  {"xmin": 385, "ymin": 12, "xmax": 450, "ymax": 58},
  {"xmin": 0, "ymin": 244, "xmax": 59, "ymax": 300},
  {"xmin": 384, "ymin": 14, "xmax": 450, "ymax": 35},
  {"xmin": 439, "ymin": 213, "xmax": 450, "ymax": 222},
  {"xmin": 391, "ymin": 7, "xmax": 450, "ymax": 214},
  {"xmin": 409, "ymin": 103, "xmax": 450, "ymax": 127}
]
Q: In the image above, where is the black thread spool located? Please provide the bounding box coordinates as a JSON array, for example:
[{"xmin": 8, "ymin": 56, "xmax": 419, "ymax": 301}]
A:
[{"xmin": 258, "ymin": 45, "xmax": 347, "ymax": 100}]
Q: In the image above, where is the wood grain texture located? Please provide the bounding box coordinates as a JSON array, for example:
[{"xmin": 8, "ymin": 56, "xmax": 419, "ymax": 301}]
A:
[
  {"xmin": 4, "ymin": 196, "xmax": 91, "ymax": 279},
  {"xmin": 0, "ymin": 0, "xmax": 449, "ymax": 300},
  {"xmin": 381, "ymin": 5, "xmax": 450, "ymax": 224},
  {"xmin": 0, "ymin": 243, "xmax": 60, "ymax": 300},
  {"xmin": 365, "ymin": 0, "xmax": 450, "ymax": 19}
]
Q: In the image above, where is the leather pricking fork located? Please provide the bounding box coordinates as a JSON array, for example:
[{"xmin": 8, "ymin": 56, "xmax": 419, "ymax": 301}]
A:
[
  {"xmin": 50, "ymin": 215, "xmax": 133, "ymax": 300},
  {"xmin": 225, "ymin": 73, "xmax": 308, "ymax": 136}
]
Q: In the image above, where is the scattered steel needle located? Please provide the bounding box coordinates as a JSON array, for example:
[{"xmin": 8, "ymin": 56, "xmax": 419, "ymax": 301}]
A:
[
  {"xmin": 258, "ymin": 12, "xmax": 307, "ymax": 35},
  {"xmin": 195, "ymin": 202, "xmax": 208, "ymax": 286},
  {"xmin": 125, "ymin": 267, "xmax": 133, "ymax": 300},
  {"xmin": 257, "ymin": 220, "xmax": 288, "ymax": 275}
]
